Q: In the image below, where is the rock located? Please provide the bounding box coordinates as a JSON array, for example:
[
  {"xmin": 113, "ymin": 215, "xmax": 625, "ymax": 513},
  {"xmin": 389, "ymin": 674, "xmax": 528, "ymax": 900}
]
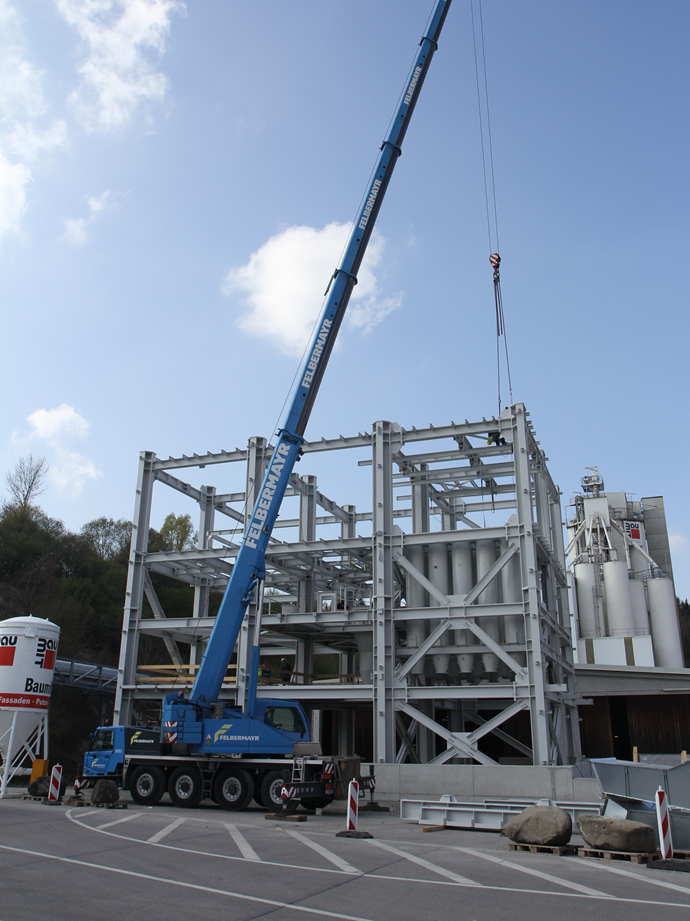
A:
[
  {"xmin": 91, "ymin": 779, "xmax": 119, "ymax": 804},
  {"xmin": 502, "ymin": 806, "xmax": 572, "ymax": 846},
  {"xmin": 577, "ymin": 815, "xmax": 657, "ymax": 853},
  {"xmin": 27, "ymin": 775, "xmax": 50, "ymax": 798}
]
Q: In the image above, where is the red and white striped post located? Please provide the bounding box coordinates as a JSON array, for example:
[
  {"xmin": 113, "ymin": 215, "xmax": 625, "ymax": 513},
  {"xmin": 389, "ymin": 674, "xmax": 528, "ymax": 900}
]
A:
[
  {"xmin": 47, "ymin": 765, "xmax": 62, "ymax": 803},
  {"xmin": 655, "ymin": 786, "xmax": 673, "ymax": 859},
  {"xmin": 346, "ymin": 780, "xmax": 359, "ymax": 831}
]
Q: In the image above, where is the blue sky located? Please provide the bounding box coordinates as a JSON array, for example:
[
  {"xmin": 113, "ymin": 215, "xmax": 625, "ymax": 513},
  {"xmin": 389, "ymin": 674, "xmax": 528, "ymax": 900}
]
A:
[{"xmin": 1, "ymin": 1, "xmax": 689, "ymax": 597}]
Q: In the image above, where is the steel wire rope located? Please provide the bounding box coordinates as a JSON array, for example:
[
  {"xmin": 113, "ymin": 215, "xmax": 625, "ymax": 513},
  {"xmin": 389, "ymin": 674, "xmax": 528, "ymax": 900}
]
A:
[{"xmin": 470, "ymin": 0, "xmax": 513, "ymax": 417}]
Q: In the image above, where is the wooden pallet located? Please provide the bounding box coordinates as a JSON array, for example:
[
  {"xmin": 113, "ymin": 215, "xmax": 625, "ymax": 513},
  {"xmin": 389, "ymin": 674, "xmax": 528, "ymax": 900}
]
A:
[
  {"xmin": 672, "ymin": 851, "xmax": 690, "ymax": 860},
  {"xmin": 578, "ymin": 847, "xmax": 659, "ymax": 864},
  {"xmin": 509, "ymin": 843, "xmax": 577, "ymax": 856},
  {"xmin": 69, "ymin": 800, "xmax": 128, "ymax": 810}
]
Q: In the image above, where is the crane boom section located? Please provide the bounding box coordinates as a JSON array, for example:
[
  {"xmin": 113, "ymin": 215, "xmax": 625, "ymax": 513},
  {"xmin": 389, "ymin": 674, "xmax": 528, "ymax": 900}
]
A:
[{"xmin": 190, "ymin": 0, "xmax": 452, "ymax": 705}]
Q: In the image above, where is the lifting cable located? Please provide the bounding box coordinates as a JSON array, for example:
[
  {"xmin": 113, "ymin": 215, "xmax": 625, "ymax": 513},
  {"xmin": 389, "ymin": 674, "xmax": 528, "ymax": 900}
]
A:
[{"xmin": 470, "ymin": 0, "xmax": 513, "ymax": 416}]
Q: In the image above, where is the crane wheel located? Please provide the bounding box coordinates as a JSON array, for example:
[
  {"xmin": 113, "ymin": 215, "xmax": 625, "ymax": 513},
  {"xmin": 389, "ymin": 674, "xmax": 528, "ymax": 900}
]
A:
[
  {"xmin": 261, "ymin": 770, "xmax": 288, "ymax": 812},
  {"xmin": 214, "ymin": 767, "xmax": 254, "ymax": 811},
  {"xmin": 129, "ymin": 766, "xmax": 166, "ymax": 806},
  {"xmin": 168, "ymin": 766, "xmax": 203, "ymax": 808}
]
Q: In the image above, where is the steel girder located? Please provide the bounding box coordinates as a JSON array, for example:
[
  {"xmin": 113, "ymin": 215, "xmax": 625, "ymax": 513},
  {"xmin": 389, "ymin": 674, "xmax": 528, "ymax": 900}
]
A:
[{"xmin": 114, "ymin": 406, "xmax": 581, "ymax": 766}]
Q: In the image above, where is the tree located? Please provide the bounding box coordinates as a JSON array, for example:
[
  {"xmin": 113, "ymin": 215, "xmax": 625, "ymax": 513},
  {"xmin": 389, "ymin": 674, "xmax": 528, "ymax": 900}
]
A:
[
  {"xmin": 81, "ymin": 517, "xmax": 132, "ymax": 560},
  {"xmin": 5, "ymin": 454, "xmax": 49, "ymax": 509},
  {"xmin": 158, "ymin": 513, "xmax": 197, "ymax": 551}
]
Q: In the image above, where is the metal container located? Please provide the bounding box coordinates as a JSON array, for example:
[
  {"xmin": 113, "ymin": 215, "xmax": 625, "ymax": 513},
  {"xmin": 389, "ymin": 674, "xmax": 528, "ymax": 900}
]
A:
[
  {"xmin": 574, "ymin": 562, "xmax": 599, "ymax": 637},
  {"xmin": 629, "ymin": 578, "xmax": 650, "ymax": 636},
  {"xmin": 476, "ymin": 540, "xmax": 498, "ymax": 676},
  {"xmin": 428, "ymin": 542, "xmax": 450, "ymax": 677},
  {"xmin": 648, "ymin": 576, "xmax": 684, "ymax": 668},
  {"xmin": 602, "ymin": 560, "xmax": 635, "ymax": 636},
  {"xmin": 452, "ymin": 542, "xmax": 474, "ymax": 676}
]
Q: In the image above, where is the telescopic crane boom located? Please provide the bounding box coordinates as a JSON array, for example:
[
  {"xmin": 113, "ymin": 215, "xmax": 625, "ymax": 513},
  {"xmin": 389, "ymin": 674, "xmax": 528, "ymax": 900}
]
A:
[{"xmin": 174, "ymin": 0, "xmax": 453, "ymax": 720}]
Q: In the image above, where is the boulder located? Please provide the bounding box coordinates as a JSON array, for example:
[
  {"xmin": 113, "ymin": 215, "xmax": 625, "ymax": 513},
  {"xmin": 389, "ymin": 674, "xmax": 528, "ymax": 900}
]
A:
[
  {"xmin": 577, "ymin": 815, "xmax": 656, "ymax": 853},
  {"xmin": 502, "ymin": 806, "xmax": 572, "ymax": 846},
  {"xmin": 27, "ymin": 775, "xmax": 50, "ymax": 798},
  {"xmin": 91, "ymin": 779, "xmax": 119, "ymax": 804}
]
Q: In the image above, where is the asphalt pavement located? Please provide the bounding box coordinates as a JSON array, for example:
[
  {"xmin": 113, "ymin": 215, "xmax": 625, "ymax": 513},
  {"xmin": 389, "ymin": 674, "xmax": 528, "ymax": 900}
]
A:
[{"xmin": 2, "ymin": 794, "xmax": 690, "ymax": 921}]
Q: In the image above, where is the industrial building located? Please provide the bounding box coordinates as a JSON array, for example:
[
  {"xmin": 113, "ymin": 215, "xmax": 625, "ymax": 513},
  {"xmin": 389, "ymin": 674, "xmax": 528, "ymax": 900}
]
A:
[
  {"xmin": 113, "ymin": 403, "xmax": 582, "ymax": 767},
  {"xmin": 567, "ymin": 469, "xmax": 690, "ymax": 761}
]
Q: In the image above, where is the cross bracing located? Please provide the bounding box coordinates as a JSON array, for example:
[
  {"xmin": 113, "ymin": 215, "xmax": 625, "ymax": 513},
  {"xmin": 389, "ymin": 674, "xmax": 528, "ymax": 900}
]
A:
[{"xmin": 114, "ymin": 404, "xmax": 581, "ymax": 766}]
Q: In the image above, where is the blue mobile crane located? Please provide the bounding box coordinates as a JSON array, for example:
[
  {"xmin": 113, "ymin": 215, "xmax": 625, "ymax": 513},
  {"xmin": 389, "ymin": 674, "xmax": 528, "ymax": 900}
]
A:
[{"xmin": 81, "ymin": 0, "xmax": 453, "ymax": 811}]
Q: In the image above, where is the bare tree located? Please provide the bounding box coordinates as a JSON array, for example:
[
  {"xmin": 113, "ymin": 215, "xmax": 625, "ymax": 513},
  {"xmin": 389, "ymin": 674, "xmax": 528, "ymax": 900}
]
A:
[{"xmin": 5, "ymin": 454, "xmax": 49, "ymax": 508}]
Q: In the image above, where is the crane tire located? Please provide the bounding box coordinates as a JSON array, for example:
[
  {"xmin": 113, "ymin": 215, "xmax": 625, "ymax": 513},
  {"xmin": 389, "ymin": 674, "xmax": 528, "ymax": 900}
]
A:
[
  {"xmin": 129, "ymin": 766, "xmax": 166, "ymax": 806},
  {"xmin": 261, "ymin": 770, "xmax": 287, "ymax": 812},
  {"xmin": 168, "ymin": 766, "xmax": 203, "ymax": 808},
  {"xmin": 214, "ymin": 767, "xmax": 254, "ymax": 811}
]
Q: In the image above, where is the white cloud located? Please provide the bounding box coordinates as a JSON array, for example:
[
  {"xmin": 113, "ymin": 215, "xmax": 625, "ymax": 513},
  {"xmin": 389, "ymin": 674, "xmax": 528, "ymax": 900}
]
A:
[
  {"xmin": 223, "ymin": 222, "xmax": 402, "ymax": 357},
  {"xmin": 0, "ymin": 1, "xmax": 68, "ymax": 241},
  {"xmin": 24, "ymin": 404, "xmax": 99, "ymax": 496},
  {"xmin": 62, "ymin": 189, "xmax": 116, "ymax": 245},
  {"xmin": 57, "ymin": 0, "xmax": 184, "ymax": 132},
  {"xmin": 27, "ymin": 404, "xmax": 90, "ymax": 444},
  {"xmin": 0, "ymin": 151, "xmax": 31, "ymax": 239},
  {"xmin": 670, "ymin": 533, "xmax": 689, "ymax": 554}
]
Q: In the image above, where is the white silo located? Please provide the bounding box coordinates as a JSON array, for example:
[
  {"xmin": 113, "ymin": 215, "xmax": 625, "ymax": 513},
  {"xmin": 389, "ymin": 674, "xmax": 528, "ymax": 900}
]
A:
[
  {"xmin": 501, "ymin": 551, "xmax": 525, "ymax": 665},
  {"xmin": 405, "ymin": 545, "xmax": 427, "ymax": 679},
  {"xmin": 476, "ymin": 540, "xmax": 499, "ymax": 677},
  {"xmin": 354, "ymin": 631, "xmax": 373, "ymax": 684},
  {"xmin": 0, "ymin": 615, "xmax": 60, "ymax": 798},
  {"xmin": 452, "ymin": 541, "xmax": 474, "ymax": 679},
  {"xmin": 574, "ymin": 562, "xmax": 599, "ymax": 637},
  {"xmin": 629, "ymin": 579, "xmax": 650, "ymax": 636},
  {"xmin": 602, "ymin": 560, "xmax": 635, "ymax": 636},
  {"xmin": 428, "ymin": 543, "xmax": 450, "ymax": 679},
  {"xmin": 647, "ymin": 577, "xmax": 684, "ymax": 668}
]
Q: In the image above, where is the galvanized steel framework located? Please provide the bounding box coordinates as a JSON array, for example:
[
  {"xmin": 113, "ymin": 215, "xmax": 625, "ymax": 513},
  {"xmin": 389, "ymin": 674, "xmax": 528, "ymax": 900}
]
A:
[{"xmin": 114, "ymin": 404, "xmax": 581, "ymax": 766}]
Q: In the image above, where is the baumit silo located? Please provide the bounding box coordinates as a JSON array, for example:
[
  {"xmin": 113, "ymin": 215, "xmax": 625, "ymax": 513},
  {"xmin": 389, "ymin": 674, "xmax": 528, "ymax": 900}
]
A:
[{"xmin": 0, "ymin": 616, "xmax": 60, "ymax": 797}]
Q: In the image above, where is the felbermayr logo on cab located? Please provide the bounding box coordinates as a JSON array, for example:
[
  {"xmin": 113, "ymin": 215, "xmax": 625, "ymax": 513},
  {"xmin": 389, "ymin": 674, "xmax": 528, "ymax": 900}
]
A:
[
  {"xmin": 129, "ymin": 732, "xmax": 151, "ymax": 743},
  {"xmin": 214, "ymin": 723, "xmax": 233, "ymax": 743}
]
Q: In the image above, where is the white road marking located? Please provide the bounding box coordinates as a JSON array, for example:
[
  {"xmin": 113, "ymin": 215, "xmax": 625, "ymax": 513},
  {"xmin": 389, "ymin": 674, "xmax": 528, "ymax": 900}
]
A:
[
  {"xmin": 66, "ymin": 809, "xmax": 353, "ymax": 877},
  {"xmin": 0, "ymin": 844, "xmax": 373, "ymax": 921},
  {"xmin": 366, "ymin": 839, "xmax": 480, "ymax": 886},
  {"xmin": 225, "ymin": 823, "xmax": 260, "ymax": 861},
  {"xmin": 147, "ymin": 817, "xmax": 187, "ymax": 843},
  {"xmin": 284, "ymin": 830, "xmax": 361, "ymax": 875},
  {"xmin": 455, "ymin": 846, "xmax": 608, "ymax": 897},
  {"xmin": 61, "ymin": 812, "xmax": 690, "ymax": 907},
  {"xmin": 582, "ymin": 858, "xmax": 690, "ymax": 897},
  {"xmin": 95, "ymin": 812, "xmax": 144, "ymax": 830}
]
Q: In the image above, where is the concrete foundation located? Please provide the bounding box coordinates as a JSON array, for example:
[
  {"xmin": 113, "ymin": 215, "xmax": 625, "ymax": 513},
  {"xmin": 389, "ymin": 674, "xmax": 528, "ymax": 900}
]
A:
[{"xmin": 364, "ymin": 763, "xmax": 602, "ymax": 804}]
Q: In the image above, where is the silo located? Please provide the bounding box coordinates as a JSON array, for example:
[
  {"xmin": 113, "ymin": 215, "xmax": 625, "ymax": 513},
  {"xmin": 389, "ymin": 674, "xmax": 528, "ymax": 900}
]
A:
[
  {"xmin": 476, "ymin": 540, "xmax": 499, "ymax": 677},
  {"xmin": 574, "ymin": 562, "xmax": 598, "ymax": 637},
  {"xmin": 602, "ymin": 560, "xmax": 635, "ymax": 636},
  {"xmin": 648, "ymin": 577, "xmax": 684, "ymax": 668},
  {"xmin": 0, "ymin": 616, "xmax": 60, "ymax": 798},
  {"xmin": 428, "ymin": 543, "xmax": 450, "ymax": 679},
  {"xmin": 501, "ymin": 551, "xmax": 525, "ymax": 665},
  {"xmin": 354, "ymin": 632, "xmax": 373, "ymax": 684},
  {"xmin": 452, "ymin": 541, "xmax": 474, "ymax": 679},
  {"xmin": 629, "ymin": 579, "xmax": 650, "ymax": 636},
  {"xmin": 405, "ymin": 545, "xmax": 427, "ymax": 679}
]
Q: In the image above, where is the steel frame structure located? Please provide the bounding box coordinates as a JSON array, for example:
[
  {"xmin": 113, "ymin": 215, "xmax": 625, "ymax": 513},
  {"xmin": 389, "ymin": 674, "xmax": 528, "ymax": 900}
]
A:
[{"xmin": 114, "ymin": 403, "xmax": 581, "ymax": 766}]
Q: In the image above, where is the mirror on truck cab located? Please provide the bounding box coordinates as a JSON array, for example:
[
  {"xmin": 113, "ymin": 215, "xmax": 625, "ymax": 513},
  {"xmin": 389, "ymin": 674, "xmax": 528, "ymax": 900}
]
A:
[{"xmin": 264, "ymin": 706, "xmax": 306, "ymax": 738}]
